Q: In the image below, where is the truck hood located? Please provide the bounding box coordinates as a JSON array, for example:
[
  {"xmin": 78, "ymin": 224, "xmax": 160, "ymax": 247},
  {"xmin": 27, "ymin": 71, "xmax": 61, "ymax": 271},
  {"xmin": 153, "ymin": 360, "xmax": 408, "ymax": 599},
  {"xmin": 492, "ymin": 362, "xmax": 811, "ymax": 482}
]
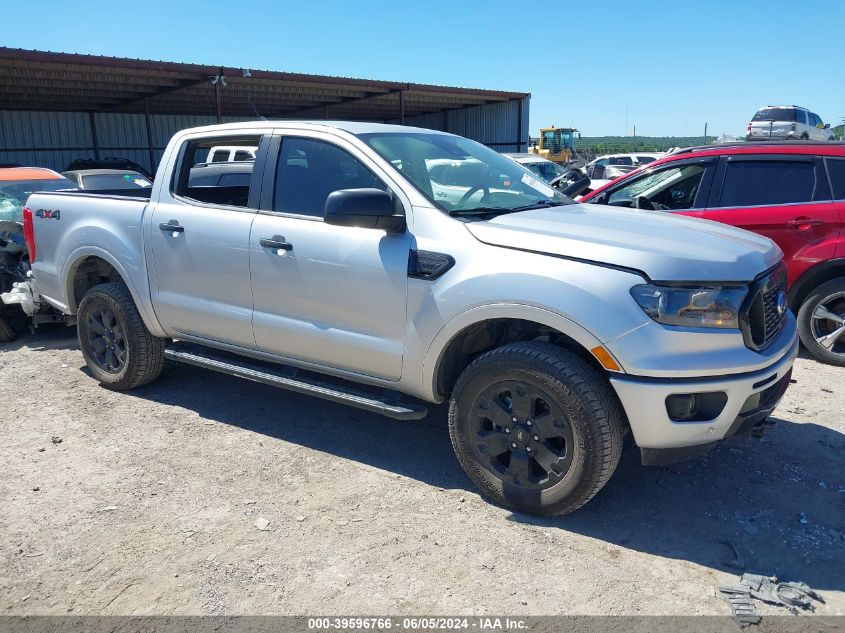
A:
[{"xmin": 464, "ymin": 203, "xmax": 782, "ymax": 282}]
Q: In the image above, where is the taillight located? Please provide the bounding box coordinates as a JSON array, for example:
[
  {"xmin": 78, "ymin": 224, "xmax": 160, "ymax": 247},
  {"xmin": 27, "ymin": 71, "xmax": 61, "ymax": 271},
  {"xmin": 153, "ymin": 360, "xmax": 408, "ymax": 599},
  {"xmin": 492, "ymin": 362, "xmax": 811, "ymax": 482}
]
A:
[
  {"xmin": 747, "ymin": 123, "xmax": 751, "ymax": 133},
  {"xmin": 22, "ymin": 206, "xmax": 36, "ymax": 262}
]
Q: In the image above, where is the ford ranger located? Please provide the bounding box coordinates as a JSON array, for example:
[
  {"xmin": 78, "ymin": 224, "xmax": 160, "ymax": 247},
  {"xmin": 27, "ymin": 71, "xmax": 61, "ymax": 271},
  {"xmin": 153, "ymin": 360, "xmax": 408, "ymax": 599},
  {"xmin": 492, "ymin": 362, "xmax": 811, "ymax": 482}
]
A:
[{"xmin": 3, "ymin": 122, "xmax": 799, "ymax": 515}]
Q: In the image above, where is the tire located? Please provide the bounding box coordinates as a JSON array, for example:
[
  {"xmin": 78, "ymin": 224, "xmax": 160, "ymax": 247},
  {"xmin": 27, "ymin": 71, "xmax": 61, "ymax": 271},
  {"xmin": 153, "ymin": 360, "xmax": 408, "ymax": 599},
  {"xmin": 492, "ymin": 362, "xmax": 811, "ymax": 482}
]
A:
[
  {"xmin": 0, "ymin": 268, "xmax": 19, "ymax": 343},
  {"xmin": 800, "ymin": 133, "xmax": 809, "ymax": 140},
  {"xmin": 797, "ymin": 278, "xmax": 845, "ymax": 366},
  {"xmin": 77, "ymin": 282, "xmax": 166, "ymax": 389},
  {"xmin": 448, "ymin": 341, "xmax": 625, "ymax": 516},
  {"xmin": 0, "ymin": 312, "xmax": 16, "ymax": 343}
]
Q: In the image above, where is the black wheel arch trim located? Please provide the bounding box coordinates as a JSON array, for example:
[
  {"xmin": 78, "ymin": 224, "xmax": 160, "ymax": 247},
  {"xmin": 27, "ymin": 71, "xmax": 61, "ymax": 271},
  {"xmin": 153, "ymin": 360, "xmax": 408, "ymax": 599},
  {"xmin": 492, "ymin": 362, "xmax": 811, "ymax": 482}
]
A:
[{"xmin": 788, "ymin": 258, "xmax": 845, "ymax": 309}]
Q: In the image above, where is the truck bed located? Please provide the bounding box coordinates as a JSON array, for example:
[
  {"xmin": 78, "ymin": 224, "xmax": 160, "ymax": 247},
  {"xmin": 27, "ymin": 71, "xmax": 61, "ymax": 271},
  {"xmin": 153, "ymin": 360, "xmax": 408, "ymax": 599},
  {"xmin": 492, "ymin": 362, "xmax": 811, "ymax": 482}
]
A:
[{"xmin": 25, "ymin": 189, "xmax": 152, "ymax": 313}]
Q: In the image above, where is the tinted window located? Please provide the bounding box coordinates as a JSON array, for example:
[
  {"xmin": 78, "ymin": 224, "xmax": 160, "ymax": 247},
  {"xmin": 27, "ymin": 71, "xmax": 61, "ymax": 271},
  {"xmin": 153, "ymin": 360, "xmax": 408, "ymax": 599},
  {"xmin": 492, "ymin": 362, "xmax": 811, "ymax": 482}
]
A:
[
  {"xmin": 209, "ymin": 150, "xmax": 230, "ymax": 162},
  {"xmin": 173, "ymin": 136, "xmax": 260, "ymax": 207},
  {"xmin": 606, "ymin": 164, "xmax": 707, "ymax": 210},
  {"xmin": 719, "ymin": 161, "xmax": 818, "ymax": 207},
  {"xmin": 233, "ymin": 150, "xmax": 252, "ymax": 161},
  {"xmin": 753, "ymin": 108, "xmax": 796, "ymax": 122},
  {"xmin": 795, "ymin": 110, "xmax": 807, "ymax": 125},
  {"xmin": 637, "ymin": 156, "xmax": 657, "ymax": 165},
  {"xmin": 827, "ymin": 159, "xmax": 845, "ymax": 199},
  {"xmin": 274, "ymin": 137, "xmax": 385, "ymax": 217},
  {"xmin": 609, "ymin": 156, "xmax": 633, "ymax": 166}
]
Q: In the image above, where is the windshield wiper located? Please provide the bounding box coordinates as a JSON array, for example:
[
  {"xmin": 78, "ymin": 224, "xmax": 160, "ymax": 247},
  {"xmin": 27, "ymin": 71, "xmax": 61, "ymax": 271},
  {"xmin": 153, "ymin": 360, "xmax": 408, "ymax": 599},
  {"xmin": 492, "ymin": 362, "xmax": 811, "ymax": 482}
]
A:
[{"xmin": 448, "ymin": 199, "xmax": 560, "ymax": 218}]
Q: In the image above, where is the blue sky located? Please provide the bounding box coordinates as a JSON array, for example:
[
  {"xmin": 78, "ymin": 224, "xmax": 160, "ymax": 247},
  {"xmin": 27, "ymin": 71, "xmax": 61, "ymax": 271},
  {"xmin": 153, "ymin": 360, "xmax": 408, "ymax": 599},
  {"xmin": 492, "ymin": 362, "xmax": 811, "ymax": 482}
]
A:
[{"xmin": 3, "ymin": 0, "xmax": 843, "ymax": 137}]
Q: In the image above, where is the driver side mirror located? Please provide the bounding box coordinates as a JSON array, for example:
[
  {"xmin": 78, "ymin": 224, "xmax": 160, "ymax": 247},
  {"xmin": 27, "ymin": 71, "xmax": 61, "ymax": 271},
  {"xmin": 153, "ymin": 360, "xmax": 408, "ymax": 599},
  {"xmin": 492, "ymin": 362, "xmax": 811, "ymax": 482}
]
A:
[{"xmin": 324, "ymin": 188, "xmax": 405, "ymax": 233}]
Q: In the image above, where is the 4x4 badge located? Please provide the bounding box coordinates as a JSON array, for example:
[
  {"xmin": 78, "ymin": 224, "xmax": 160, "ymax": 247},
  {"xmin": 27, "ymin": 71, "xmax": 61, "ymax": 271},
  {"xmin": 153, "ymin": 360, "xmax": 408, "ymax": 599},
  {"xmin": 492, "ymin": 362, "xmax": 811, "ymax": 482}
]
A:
[{"xmin": 35, "ymin": 208, "xmax": 60, "ymax": 220}]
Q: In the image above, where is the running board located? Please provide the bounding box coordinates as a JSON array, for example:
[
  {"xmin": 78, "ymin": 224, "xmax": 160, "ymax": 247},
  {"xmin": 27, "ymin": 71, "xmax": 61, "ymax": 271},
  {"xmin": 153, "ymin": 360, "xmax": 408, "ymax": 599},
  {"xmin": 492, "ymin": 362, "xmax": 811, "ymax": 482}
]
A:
[{"xmin": 163, "ymin": 345, "xmax": 428, "ymax": 421}]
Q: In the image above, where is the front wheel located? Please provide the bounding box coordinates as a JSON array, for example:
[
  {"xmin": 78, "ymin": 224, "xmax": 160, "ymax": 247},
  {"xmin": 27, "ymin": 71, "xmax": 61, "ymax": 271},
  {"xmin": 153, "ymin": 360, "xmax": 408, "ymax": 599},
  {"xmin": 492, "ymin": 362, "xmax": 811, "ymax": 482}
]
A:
[
  {"xmin": 77, "ymin": 282, "xmax": 166, "ymax": 389},
  {"xmin": 797, "ymin": 278, "xmax": 845, "ymax": 366},
  {"xmin": 448, "ymin": 342, "xmax": 625, "ymax": 516}
]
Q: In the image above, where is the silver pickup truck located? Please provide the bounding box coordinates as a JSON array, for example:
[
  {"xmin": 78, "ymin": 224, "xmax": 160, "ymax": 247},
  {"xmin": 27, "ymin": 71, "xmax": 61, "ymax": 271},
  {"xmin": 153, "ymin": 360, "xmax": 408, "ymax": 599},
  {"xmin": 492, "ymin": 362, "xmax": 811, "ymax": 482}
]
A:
[{"xmin": 4, "ymin": 121, "xmax": 799, "ymax": 515}]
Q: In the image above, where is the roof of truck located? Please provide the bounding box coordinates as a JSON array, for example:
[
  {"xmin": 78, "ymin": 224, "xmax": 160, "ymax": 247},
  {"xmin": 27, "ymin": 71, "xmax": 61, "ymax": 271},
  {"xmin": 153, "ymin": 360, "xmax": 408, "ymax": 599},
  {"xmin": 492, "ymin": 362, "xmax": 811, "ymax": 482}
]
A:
[
  {"xmin": 180, "ymin": 120, "xmax": 453, "ymax": 137},
  {"xmin": 0, "ymin": 167, "xmax": 65, "ymax": 181}
]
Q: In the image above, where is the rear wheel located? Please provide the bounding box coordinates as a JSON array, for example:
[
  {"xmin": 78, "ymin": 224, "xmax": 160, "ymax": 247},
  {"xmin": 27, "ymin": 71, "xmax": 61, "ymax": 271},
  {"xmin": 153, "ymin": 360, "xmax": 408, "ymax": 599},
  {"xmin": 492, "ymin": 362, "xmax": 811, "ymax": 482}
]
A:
[
  {"xmin": 448, "ymin": 342, "xmax": 625, "ymax": 516},
  {"xmin": 797, "ymin": 278, "xmax": 845, "ymax": 366},
  {"xmin": 0, "ymin": 267, "xmax": 19, "ymax": 343},
  {"xmin": 0, "ymin": 311, "xmax": 15, "ymax": 343},
  {"xmin": 77, "ymin": 282, "xmax": 166, "ymax": 389}
]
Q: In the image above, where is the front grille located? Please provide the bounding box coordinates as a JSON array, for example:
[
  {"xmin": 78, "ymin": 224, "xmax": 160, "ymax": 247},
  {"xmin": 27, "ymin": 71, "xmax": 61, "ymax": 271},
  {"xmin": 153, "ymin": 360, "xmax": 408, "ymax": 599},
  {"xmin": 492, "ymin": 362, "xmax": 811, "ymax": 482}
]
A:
[{"xmin": 741, "ymin": 264, "xmax": 787, "ymax": 351}]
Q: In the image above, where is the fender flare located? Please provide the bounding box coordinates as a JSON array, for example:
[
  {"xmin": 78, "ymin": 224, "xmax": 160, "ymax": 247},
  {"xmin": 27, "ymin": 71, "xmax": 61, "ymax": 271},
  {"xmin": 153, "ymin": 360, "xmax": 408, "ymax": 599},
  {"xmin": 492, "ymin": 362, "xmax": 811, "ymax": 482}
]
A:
[
  {"xmin": 63, "ymin": 245, "xmax": 167, "ymax": 338},
  {"xmin": 419, "ymin": 302, "xmax": 616, "ymax": 402}
]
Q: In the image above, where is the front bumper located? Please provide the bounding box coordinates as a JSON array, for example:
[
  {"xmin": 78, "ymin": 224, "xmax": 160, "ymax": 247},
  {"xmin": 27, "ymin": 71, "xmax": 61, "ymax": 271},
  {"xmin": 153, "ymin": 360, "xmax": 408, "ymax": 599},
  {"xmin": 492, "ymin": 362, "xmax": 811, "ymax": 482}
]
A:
[{"xmin": 609, "ymin": 329, "xmax": 798, "ymax": 457}]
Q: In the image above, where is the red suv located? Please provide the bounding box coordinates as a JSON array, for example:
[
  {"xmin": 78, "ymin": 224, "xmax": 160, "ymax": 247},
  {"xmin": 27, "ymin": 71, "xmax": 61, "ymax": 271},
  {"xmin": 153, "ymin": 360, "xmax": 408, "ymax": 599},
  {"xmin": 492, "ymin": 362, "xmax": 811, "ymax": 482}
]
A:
[{"xmin": 581, "ymin": 142, "xmax": 845, "ymax": 365}]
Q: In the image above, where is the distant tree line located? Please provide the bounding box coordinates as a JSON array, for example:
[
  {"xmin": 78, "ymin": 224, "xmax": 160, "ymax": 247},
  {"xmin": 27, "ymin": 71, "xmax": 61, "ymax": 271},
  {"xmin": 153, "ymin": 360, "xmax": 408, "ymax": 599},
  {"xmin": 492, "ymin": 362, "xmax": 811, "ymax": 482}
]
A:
[{"xmin": 574, "ymin": 136, "xmax": 717, "ymax": 155}]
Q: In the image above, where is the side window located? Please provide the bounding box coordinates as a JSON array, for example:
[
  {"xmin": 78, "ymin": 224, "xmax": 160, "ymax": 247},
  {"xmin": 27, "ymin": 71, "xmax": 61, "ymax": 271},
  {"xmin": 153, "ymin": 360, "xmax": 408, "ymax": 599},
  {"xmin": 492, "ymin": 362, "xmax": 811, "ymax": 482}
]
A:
[
  {"xmin": 274, "ymin": 137, "xmax": 386, "ymax": 217},
  {"xmin": 795, "ymin": 110, "xmax": 807, "ymax": 125},
  {"xmin": 826, "ymin": 159, "xmax": 845, "ymax": 200},
  {"xmin": 718, "ymin": 160, "xmax": 818, "ymax": 207},
  {"xmin": 605, "ymin": 164, "xmax": 707, "ymax": 210},
  {"xmin": 233, "ymin": 150, "xmax": 252, "ymax": 161},
  {"xmin": 209, "ymin": 150, "xmax": 229, "ymax": 162},
  {"xmin": 609, "ymin": 156, "xmax": 633, "ymax": 166},
  {"xmin": 172, "ymin": 135, "xmax": 260, "ymax": 207}
]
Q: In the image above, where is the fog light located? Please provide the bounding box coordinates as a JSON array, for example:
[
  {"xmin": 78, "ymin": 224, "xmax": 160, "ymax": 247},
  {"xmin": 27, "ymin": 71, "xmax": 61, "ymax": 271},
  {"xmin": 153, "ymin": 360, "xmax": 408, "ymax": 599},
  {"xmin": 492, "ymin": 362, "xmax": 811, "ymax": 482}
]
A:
[{"xmin": 666, "ymin": 392, "xmax": 728, "ymax": 422}]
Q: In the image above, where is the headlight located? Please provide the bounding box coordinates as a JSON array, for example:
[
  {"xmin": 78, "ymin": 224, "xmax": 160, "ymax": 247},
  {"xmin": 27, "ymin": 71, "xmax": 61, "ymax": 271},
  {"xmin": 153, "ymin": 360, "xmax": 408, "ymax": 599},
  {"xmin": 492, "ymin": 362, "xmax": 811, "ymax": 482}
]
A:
[{"xmin": 630, "ymin": 284, "xmax": 748, "ymax": 329}]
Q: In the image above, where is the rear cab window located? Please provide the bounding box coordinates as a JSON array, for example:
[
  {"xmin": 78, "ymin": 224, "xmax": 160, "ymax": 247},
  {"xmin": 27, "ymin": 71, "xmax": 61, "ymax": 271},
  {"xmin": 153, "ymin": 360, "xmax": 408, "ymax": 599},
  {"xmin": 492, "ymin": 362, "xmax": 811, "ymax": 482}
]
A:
[{"xmin": 172, "ymin": 135, "xmax": 261, "ymax": 208}]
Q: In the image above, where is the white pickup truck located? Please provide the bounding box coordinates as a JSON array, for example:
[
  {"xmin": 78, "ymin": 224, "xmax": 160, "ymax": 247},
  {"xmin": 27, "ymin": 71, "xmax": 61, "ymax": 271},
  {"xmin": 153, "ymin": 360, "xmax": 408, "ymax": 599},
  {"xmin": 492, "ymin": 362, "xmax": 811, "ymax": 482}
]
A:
[{"xmin": 4, "ymin": 121, "xmax": 798, "ymax": 515}]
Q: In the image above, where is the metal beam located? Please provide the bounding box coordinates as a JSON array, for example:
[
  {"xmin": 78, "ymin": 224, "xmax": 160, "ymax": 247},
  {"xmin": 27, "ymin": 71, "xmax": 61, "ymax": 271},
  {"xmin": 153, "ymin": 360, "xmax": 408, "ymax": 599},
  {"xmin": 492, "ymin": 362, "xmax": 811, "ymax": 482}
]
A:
[
  {"xmin": 88, "ymin": 111, "xmax": 100, "ymax": 160},
  {"xmin": 144, "ymin": 98, "xmax": 156, "ymax": 173}
]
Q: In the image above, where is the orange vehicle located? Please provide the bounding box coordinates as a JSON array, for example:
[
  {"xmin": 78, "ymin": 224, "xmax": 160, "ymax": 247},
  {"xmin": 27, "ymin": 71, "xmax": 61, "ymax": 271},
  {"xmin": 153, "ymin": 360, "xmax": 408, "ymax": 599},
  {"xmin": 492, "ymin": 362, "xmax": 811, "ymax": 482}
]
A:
[{"xmin": 0, "ymin": 167, "xmax": 75, "ymax": 341}]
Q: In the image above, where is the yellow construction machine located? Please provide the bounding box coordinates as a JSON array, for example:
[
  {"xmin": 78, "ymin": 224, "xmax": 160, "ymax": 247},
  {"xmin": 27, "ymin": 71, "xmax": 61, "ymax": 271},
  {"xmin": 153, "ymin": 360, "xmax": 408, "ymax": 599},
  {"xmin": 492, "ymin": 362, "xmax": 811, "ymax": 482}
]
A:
[{"xmin": 529, "ymin": 126, "xmax": 579, "ymax": 164}]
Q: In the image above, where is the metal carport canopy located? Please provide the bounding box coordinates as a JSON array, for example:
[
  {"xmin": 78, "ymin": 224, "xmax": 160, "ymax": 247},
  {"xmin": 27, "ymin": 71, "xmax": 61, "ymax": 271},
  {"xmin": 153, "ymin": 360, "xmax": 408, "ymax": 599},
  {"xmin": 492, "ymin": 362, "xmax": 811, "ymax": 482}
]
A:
[{"xmin": 0, "ymin": 47, "xmax": 528, "ymax": 122}]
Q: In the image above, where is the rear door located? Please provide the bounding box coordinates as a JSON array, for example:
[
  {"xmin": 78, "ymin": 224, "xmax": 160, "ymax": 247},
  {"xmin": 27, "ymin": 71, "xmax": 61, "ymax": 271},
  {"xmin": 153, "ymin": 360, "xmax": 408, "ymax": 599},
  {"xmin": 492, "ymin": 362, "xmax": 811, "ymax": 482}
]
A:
[
  {"xmin": 147, "ymin": 131, "xmax": 269, "ymax": 348},
  {"xmin": 248, "ymin": 131, "xmax": 411, "ymax": 380},
  {"xmin": 702, "ymin": 154, "xmax": 839, "ymax": 286}
]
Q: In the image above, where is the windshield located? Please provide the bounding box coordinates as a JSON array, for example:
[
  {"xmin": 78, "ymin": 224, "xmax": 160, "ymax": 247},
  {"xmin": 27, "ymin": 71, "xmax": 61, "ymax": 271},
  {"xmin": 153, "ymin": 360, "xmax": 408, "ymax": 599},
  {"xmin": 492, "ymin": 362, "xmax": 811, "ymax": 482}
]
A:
[
  {"xmin": 0, "ymin": 177, "xmax": 76, "ymax": 205},
  {"xmin": 752, "ymin": 108, "xmax": 796, "ymax": 122},
  {"xmin": 82, "ymin": 173, "xmax": 152, "ymax": 190},
  {"xmin": 358, "ymin": 132, "xmax": 574, "ymax": 215},
  {"xmin": 0, "ymin": 177, "xmax": 76, "ymax": 225}
]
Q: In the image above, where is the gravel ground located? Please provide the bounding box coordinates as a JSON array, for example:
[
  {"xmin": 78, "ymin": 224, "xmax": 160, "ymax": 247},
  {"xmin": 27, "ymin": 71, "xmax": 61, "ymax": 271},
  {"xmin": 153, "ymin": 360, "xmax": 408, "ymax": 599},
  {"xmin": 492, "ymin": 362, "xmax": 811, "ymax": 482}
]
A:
[{"xmin": 1, "ymin": 327, "xmax": 843, "ymax": 616}]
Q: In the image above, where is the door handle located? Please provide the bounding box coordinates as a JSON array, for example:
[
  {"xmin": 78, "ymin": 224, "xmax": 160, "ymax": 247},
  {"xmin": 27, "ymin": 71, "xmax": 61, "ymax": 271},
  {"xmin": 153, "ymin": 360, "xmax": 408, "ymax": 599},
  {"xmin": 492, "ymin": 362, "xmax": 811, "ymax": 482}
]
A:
[
  {"xmin": 260, "ymin": 237, "xmax": 293, "ymax": 251},
  {"xmin": 159, "ymin": 221, "xmax": 185, "ymax": 233},
  {"xmin": 787, "ymin": 218, "xmax": 823, "ymax": 231}
]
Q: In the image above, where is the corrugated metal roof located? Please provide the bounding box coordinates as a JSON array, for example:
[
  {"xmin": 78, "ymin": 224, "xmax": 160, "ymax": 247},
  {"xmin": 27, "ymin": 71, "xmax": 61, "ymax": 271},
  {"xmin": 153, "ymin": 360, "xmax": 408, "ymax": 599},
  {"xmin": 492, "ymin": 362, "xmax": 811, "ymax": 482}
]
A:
[{"xmin": 0, "ymin": 47, "xmax": 529, "ymax": 120}]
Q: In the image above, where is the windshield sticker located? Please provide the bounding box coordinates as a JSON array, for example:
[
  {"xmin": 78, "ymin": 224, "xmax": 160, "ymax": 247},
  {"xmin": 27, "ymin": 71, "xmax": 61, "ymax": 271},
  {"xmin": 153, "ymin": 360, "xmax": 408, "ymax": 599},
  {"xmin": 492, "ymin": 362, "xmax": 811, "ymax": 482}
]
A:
[{"xmin": 521, "ymin": 173, "xmax": 555, "ymax": 197}]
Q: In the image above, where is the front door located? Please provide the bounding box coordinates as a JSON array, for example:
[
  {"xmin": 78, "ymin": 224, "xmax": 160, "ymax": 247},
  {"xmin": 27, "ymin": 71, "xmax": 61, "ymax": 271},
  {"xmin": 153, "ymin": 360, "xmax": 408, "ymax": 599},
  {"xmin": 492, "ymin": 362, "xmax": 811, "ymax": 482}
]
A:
[
  {"xmin": 702, "ymin": 155, "xmax": 840, "ymax": 286},
  {"xmin": 249, "ymin": 133, "xmax": 410, "ymax": 380}
]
